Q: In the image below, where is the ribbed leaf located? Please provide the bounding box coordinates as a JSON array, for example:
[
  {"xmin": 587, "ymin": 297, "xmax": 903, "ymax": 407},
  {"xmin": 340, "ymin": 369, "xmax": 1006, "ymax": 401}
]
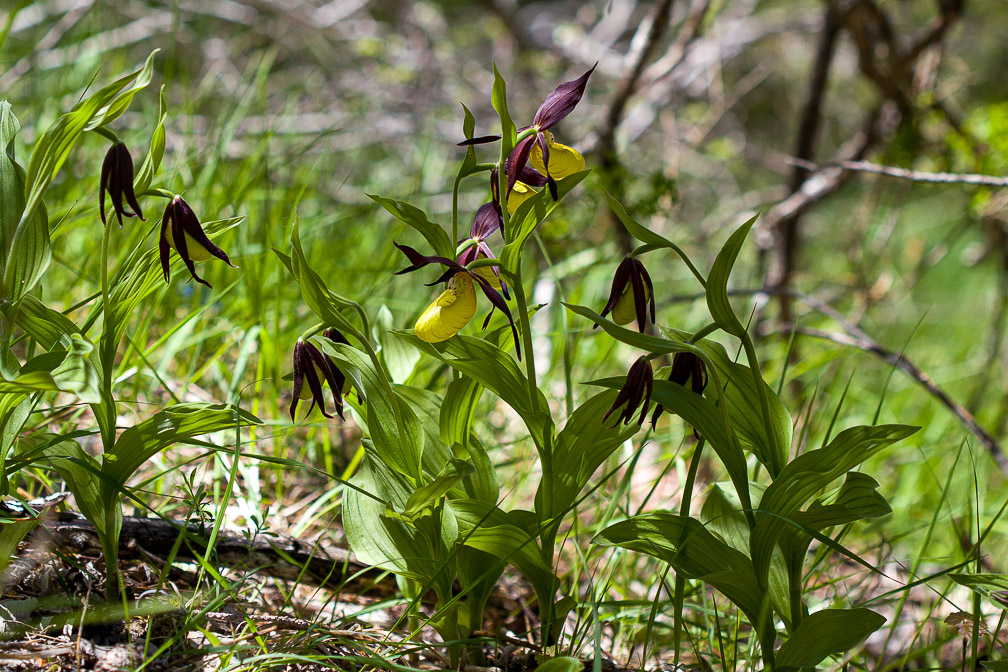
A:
[
  {"xmin": 751, "ymin": 424, "xmax": 917, "ymax": 580},
  {"xmin": 105, "ymin": 403, "xmax": 259, "ymax": 486},
  {"xmin": 687, "ymin": 334, "xmax": 790, "ymax": 471},
  {"xmin": 452, "ymin": 499, "xmax": 556, "ymax": 604},
  {"xmin": 541, "ymin": 390, "xmax": 636, "ymax": 523},
  {"xmin": 601, "ymin": 188, "xmax": 679, "ymax": 249},
  {"xmin": 595, "ymin": 512, "xmax": 764, "ymax": 626},
  {"xmin": 33, "ymin": 436, "xmax": 110, "ymax": 536},
  {"xmin": 319, "ymin": 341, "xmax": 424, "ymax": 482},
  {"xmin": 491, "ymin": 64, "xmax": 516, "ymax": 156},
  {"xmin": 776, "ymin": 608, "xmax": 885, "ymax": 669},
  {"xmin": 368, "ymin": 194, "xmax": 453, "ymax": 259},
  {"xmin": 133, "ymin": 85, "xmax": 167, "ymax": 195},
  {"xmin": 706, "ymin": 215, "xmax": 757, "ymax": 338},
  {"xmin": 344, "ymin": 451, "xmax": 457, "ymax": 592},
  {"xmin": 0, "ymin": 101, "xmax": 22, "ymax": 284},
  {"xmin": 396, "ymin": 330, "xmax": 554, "ymax": 457},
  {"xmin": 287, "ymin": 217, "xmax": 370, "ymax": 336},
  {"xmin": 12, "ymin": 51, "xmax": 157, "ymax": 303}
]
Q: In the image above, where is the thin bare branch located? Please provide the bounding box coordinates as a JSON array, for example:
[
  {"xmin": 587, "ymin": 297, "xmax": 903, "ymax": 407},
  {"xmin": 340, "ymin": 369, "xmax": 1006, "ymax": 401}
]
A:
[{"xmin": 787, "ymin": 158, "xmax": 1008, "ymax": 188}]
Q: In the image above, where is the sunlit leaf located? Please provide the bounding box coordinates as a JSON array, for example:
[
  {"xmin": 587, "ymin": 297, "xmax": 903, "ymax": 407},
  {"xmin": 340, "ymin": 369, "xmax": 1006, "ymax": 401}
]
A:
[
  {"xmin": 368, "ymin": 194, "xmax": 453, "ymax": 259},
  {"xmin": 106, "ymin": 402, "xmax": 260, "ymax": 487},
  {"xmin": 395, "ymin": 330, "xmax": 554, "ymax": 457},
  {"xmin": 750, "ymin": 424, "xmax": 917, "ymax": 581},
  {"xmin": 776, "ymin": 608, "xmax": 885, "ymax": 669},
  {"xmin": 706, "ymin": 215, "xmax": 757, "ymax": 338},
  {"xmin": 595, "ymin": 512, "xmax": 765, "ymax": 627}
]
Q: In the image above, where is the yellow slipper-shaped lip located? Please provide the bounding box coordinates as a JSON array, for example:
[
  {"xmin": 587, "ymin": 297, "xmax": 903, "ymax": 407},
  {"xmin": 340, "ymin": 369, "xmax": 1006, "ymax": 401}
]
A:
[
  {"xmin": 529, "ymin": 131, "xmax": 585, "ymax": 180},
  {"xmin": 415, "ymin": 273, "xmax": 477, "ymax": 343}
]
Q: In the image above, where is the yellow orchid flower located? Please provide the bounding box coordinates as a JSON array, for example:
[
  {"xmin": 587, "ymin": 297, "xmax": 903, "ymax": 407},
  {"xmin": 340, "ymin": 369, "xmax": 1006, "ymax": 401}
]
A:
[
  {"xmin": 415, "ymin": 273, "xmax": 477, "ymax": 343},
  {"xmin": 394, "ymin": 240, "xmax": 521, "ymax": 358},
  {"xmin": 528, "ymin": 131, "xmax": 585, "ymax": 181}
]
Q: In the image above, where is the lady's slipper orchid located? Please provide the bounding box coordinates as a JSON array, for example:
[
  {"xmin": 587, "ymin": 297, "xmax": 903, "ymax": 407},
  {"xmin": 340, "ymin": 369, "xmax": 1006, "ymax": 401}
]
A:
[
  {"xmin": 599, "ymin": 256, "xmax": 656, "ymax": 331},
  {"xmin": 458, "ymin": 203, "xmax": 507, "ymax": 293},
  {"xmin": 394, "ymin": 241, "xmax": 520, "ymax": 358},
  {"xmin": 415, "ymin": 273, "xmax": 478, "ymax": 342},
  {"xmin": 290, "ymin": 328, "xmax": 349, "ymax": 421},
  {"xmin": 505, "ymin": 65, "xmax": 595, "ymax": 201},
  {"xmin": 160, "ymin": 195, "xmax": 235, "ymax": 288},
  {"xmin": 99, "ymin": 142, "xmax": 144, "ymax": 227},
  {"xmin": 650, "ymin": 352, "xmax": 708, "ymax": 431},
  {"xmin": 603, "ymin": 356, "xmax": 654, "ymax": 427}
]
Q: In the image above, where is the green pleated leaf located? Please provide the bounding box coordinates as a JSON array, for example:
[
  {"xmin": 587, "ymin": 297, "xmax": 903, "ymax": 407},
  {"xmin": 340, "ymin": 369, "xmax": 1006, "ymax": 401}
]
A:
[
  {"xmin": 751, "ymin": 424, "xmax": 917, "ymax": 580},
  {"xmin": 491, "ymin": 64, "xmax": 516, "ymax": 156},
  {"xmin": 16, "ymin": 295, "xmax": 81, "ymax": 349},
  {"xmin": 105, "ymin": 402, "xmax": 260, "ymax": 487},
  {"xmin": 368, "ymin": 194, "xmax": 453, "ymax": 260},
  {"xmin": 317, "ymin": 340, "xmax": 423, "ymax": 482},
  {"xmin": 457, "ymin": 103, "xmax": 481, "ymax": 179},
  {"xmin": 31, "ymin": 435, "xmax": 110, "ymax": 536},
  {"xmin": 440, "ymin": 376, "xmax": 482, "ymax": 448},
  {"xmin": 592, "ymin": 374, "xmax": 752, "ymax": 520},
  {"xmin": 950, "ymin": 572, "xmax": 1008, "ymax": 611},
  {"xmin": 981, "ymin": 662, "xmax": 1008, "ymax": 672},
  {"xmin": 532, "ymin": 657, "xmax": 582, "ymax": 672},
  {"xmin": 601, "ymin": 188, "xmax": 679, "ymax": 249},
  {"xmin": 287, "ymin": 217, "xmax": 371, "ymax": 336},
  {"xmin": 564, "ymin": 303, "xmax": 682, "ymax": 353},
  {"xmin": 776, "ymin": 472, "xmax": 890, "ymax": 621},
  {"xmin": 394, "ymin": 384, "xmax": 453, "ymax": 483},
  {"xmin": 686, "ymin": 334, "xmax": 791, "ymax": 472},
  {"xmin": 344, "ymin": 451, "xmax": 457, "ymax": 590},
  {"xmin": 452, "ymin": 499, "xmax": 556, "ymax": 605},
  {"xmin": 439, "ymin": 377, "xmax": 497, "ymax": 503},
  {"xmin": 12, "ymin": 52, "xmax": 157, "ymax": 303},
  {"xmin": 0, "ymin": 518, "xmax": 39, "ymax": 578},
  {"xmin": 402, "ymin": 459, "xmax": 474, "ymax": 519},
  {"xmin": 950, "ymin": 573, "xmax": 1008, "ymax": 592},
  {"xmin": 776, "ymin": 608, "xmax": 885, "ymax": 669},
  {"xmin": 375, "ymin": 305, "xmax": 420, "ymax": 384},
  {"xmin": 49, "ymin": 333, "xmax": 101, "ymax": 404},
  {"xmin": 0, "ymin": 101, "xmax": 23, "ymax": 283},
  {"xmin": 82, "ymin": 50, "xmax": 158, "ymax": 131},
  {"xmin": 595, "ymin": 512, "xmax": 765, "ymax": 626},
  {"xmin": 395, "ymin": 330, "xmax": 554, "ymax": 457},
  {"xmin": 542, "ymin": 390, "xmax": 636, "ymax": 523},
  {"xmin": 706, "ymin": 214, "xmax": 758, "ymax": 338},
  {"xmin": 133, "ymin": 85, "xmax": 167, "ymax": 196}
]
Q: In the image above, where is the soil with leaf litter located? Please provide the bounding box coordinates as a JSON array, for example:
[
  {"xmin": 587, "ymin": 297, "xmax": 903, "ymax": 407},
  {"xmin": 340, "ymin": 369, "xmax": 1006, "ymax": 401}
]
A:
[{"xmin": 0, "ymin": 499, "xmax": 585, "ymax": 672}]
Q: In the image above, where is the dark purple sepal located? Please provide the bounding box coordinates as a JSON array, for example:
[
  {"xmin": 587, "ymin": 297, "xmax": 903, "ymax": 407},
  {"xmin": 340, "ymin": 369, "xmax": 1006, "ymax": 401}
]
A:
[{"xmin": 532, "ymin": 65, "xmax": 596, "ymax": 130}]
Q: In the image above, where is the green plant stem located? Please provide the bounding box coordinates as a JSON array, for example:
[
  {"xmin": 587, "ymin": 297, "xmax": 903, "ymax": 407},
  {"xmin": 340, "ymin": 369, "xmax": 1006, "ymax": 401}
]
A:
[
  {"xmin": 97, "ymin": 219, "xmax": 122, "ymax": 601},
  {"xmin": 92, "ymin": 125, "xmax": 119, "ymax": 143},
  {"xmin": 673, "ymin": 438, "xmax": 706, "ymax": 669},
  {"xmin": 740, "ymin": 334, "xmax": 782, "ymax": 477},
  {"xmin": 788, "ymin": 556, "xmax": 804, "ymax": 630},
  {"xmin": 689, "ymin": 322, "xmax": 720, "ymax": 343}
]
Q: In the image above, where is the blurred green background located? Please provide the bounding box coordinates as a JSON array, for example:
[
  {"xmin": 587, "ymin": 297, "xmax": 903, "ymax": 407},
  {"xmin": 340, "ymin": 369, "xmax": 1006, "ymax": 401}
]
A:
[{"xmin": 4, "ymin": 0, "xmax": 1008, "ymax": 660}]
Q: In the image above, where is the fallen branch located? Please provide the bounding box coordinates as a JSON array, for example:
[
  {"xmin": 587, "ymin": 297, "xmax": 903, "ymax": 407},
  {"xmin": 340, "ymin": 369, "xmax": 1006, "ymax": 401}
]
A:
[{"xmin": 35, "ymin": 512, "xmax": 394, "ymax": 597}]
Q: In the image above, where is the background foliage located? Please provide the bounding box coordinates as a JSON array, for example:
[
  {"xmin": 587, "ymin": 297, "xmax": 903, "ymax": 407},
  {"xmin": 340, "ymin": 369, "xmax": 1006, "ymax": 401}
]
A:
[{"xmin": 3, "ymin": 0, "xmax": 1008, "ymax": 669}]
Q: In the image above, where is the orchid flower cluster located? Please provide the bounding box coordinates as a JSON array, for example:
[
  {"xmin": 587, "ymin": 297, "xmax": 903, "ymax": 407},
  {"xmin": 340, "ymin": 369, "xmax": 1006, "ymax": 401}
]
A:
[
  {"xmin": 397, "ymin": 67, "xmax": 595, "ymax": 350},
  {"xmin": 98, "ymin": 140, "xmax": 235, "ymax": 287}
]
